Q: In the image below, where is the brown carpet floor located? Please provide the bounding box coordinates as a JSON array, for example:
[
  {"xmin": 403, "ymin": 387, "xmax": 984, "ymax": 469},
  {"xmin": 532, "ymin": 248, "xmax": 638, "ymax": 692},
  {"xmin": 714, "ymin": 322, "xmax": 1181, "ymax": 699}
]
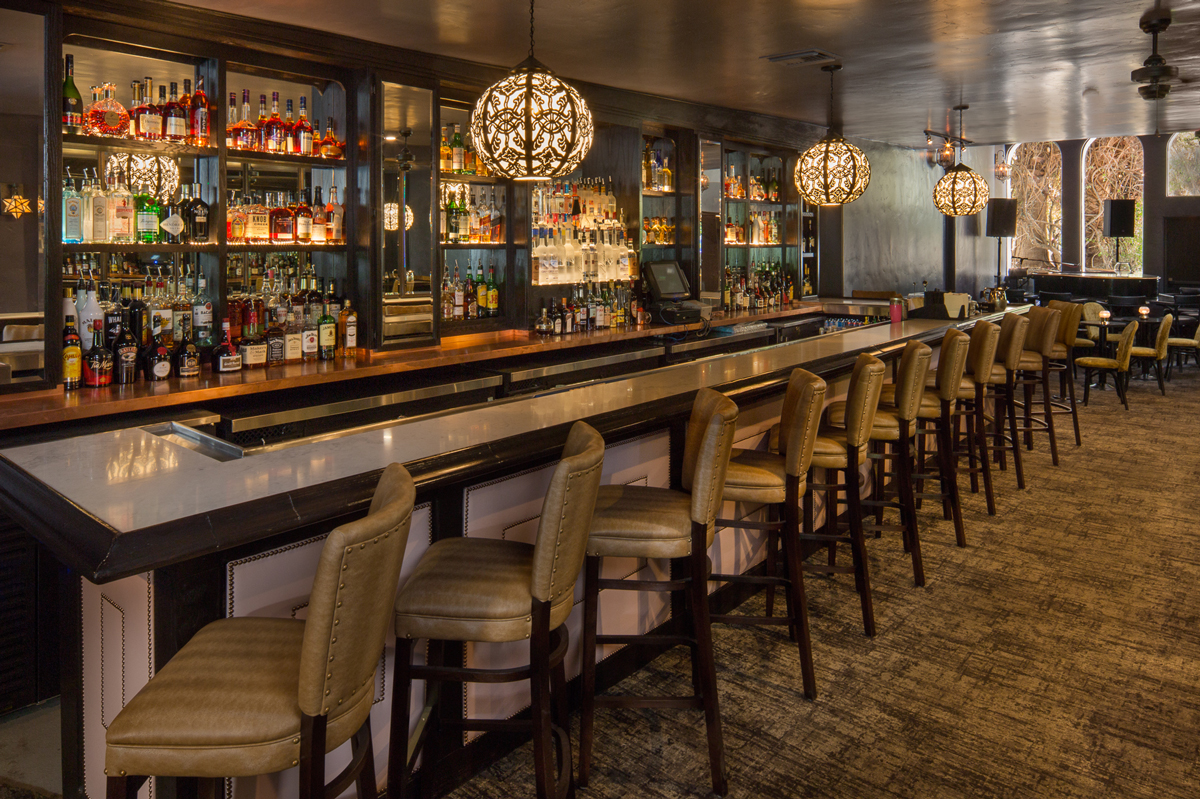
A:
[{"xmin": 448, "ymin": 368, "xmax": 1200, "ymax": 798}]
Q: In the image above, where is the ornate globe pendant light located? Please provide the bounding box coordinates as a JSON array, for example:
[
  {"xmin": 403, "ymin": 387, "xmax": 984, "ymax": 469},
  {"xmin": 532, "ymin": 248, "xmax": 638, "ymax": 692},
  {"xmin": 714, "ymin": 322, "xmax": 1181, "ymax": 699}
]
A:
[
  {"xmin": 795, "ymin": 64, "xmax": 870, "ymax": 207},
  {"xmin": 471, "ymin": 0, "xmax": 594, "ymax": 181},
  {"xmin": 933, "ymin": 104, "xmax": 989, "ymax": 217}
]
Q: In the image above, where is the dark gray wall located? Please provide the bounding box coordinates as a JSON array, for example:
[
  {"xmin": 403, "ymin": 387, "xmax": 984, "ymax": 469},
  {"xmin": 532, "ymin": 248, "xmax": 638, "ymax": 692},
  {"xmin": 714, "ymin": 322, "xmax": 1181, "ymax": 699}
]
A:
[{"xmin": 0, "ymin": 113, "xmax": 43, "ymax": 315}]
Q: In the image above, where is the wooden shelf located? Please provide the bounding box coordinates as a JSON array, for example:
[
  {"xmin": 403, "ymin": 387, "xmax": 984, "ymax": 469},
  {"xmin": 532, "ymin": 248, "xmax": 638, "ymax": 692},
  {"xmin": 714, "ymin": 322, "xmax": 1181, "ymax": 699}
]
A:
[
  {"xmin": 227, "ymin": 149, "xmax": 346, "ymax": 167},
  {"xmin": 748, "ymin": 199, "xmax": 783, "ymax": 206},
  {"xmin": 642, "ymin": 190, "xmax": 675, "ymax": 198},
  {"xmin": 62, "ymin": 133, "xmax": 218, "ymax": 158},
  {"xmin": 439, "ymin": 173, "xmax": 505, "ymax": 185},
  {"xmin": 225, "ymin": 242, "xmax": 349, "ymax": 252},
  {"xmin": 63, "ymin": 242, "xmax": 218, "ymax": 253},
  {"xmin": 749, "ymin": 243, "xmax": 783, "ymax": 248},
  {"xmin": 724, "ymin": 197, "xmax": 747, "ymax": 203},
  {"xmin": 440, "ymin": 243, "xmax": 507, "ymax": 250}
]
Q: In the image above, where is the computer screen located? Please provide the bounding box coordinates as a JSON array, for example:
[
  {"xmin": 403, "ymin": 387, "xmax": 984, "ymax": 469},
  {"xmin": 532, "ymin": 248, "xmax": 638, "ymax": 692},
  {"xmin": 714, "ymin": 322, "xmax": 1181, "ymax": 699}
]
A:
[{"xmin": 645, "ymin": 261, "xmax": 690, "ymax": 302}]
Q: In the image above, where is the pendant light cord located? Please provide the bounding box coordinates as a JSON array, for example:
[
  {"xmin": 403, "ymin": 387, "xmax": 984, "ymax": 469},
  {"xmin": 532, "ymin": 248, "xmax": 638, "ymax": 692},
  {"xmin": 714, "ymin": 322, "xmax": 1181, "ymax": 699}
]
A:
[
  {"xmin": 529, "ymin": 0, "xmax": 536, "ymax": 59},
  {"xmin": 828, "ymin": 68, "xmax": 834, "ymax": 129}
]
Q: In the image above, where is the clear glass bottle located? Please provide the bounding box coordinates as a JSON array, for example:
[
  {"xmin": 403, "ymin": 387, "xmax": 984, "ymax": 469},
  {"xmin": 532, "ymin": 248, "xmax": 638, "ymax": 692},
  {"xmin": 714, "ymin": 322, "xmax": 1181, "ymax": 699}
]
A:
[
  {"xmin": 191, "ymin": 273, "xmax": 214, "ymax": 347},
  {"xmin": 86, "ymin": 83, "xmax": 129, "ymax": 138},
  {"xmin": 337, "ymin": 297, "xmax": 357, "ymax": 360},
  {"xmin": 62, "ymin": 171, "xmax": 83, "ymax": 244},
  {"xmin": 284, "ymin": 311, "xmax": 303, "ymax": 364},
  {"xmin": 137, "ymin": 78, "xmax": 162, "ymax": 140},
  {"xmin": 325, "ymin": 186, "xmax": 345, "ymax": 244}
]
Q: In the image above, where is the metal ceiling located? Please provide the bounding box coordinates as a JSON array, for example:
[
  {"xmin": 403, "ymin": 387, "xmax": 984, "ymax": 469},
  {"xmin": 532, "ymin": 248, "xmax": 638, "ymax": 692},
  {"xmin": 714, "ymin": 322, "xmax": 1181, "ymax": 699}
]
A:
[{"xmin": 174, "ymin": 0, "xmax": 1200, "ymax": 147}]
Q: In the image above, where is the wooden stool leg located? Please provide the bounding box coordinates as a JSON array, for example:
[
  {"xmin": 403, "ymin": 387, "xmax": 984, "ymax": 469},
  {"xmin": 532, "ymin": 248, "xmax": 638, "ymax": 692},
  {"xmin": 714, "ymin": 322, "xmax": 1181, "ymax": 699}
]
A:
[
  {"xmin": 1022, "ymin": 377, "xmax": 1034, "ymax": 450},
  {"xmin": 898, "ymin": 423, "xmax": 924, "ymax": 587},
  {"xmin": 1082, "ymin": 367, "xmax": 1092, "ymax": 406},
  {"xmin": 963, "ymin": 402, "xmax": 980, "ymax": 494},
  {"xmin": 106, "ymin": 776, "xmax": 146, "ymax": 799},
  {"xmin": 993, "ymin": 387, "xmax": 1008, "ymax": 470},
  {"xmin": 387, "ymin": 637, "xmax": 415, "ymax": 799},
  {"xmin": 1006, "ymin": 375, "xmax": 1025, "ymax": 489},
  {"xmin": 846, "ymin": 453, "xmax": 876, "ymax": 637},
  {"xmin": 551, "ymin": 647, "xmax": 574, "ymax": 799},
  {"xmin": 353, "ymin": 718, "xmax": 378, "ymax": 799},
  {"xmin": 825, "ymin": 470, "xmax": 839, "ymax": 570},
  {"xmin": 1041, "ymin": 364, "xmax": 1059, "ymax": 466},
  {"xmin": 578, "ymin": 556, "xmax": 600, "ymax": 787},
  {"xmin": 873, "ymin": 442, "xmax": 885, "ymax": 533},
  {"xmin": 418, "ymin": 641, "xmax": 446, "ymax": 799},
  {"xmin": 975, "ymin": 385, "xmax": 996, "ymax": 516},
  {"xmin": 1066, "ymin": 362, "xmax": 1082, "ymax": 445},
  {"xmin": 529, "ymin": 607, "xmax": 559, "ymax": 799},
  {"xmin": 915, "ymin": 421, "xmax": 928, "ymax": 505},
  {"xmin": 688, "ymin": 524, "xmax": 728, "ymax": 796},
  {"xmin": 782, "ymin": 476, "xmax": 816, "ymax": 699},
  {"xmin": 763, "ymin": 516, "xmax": 779, "ymax": 618},
  {"xmin": 1155, "ymin": 358, "xmax": 1166, "ymax": 395},
  {"xmin": 939, "ymin": 406, "xmax": 966, "ymax": 547}
]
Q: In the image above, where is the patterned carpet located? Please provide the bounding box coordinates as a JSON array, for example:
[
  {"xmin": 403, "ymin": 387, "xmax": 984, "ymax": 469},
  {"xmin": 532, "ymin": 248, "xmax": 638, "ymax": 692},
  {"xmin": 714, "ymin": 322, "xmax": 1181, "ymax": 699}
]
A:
[{"xmin": 448, "ymin": 368, "xmax": 1200, "ymax": 799}]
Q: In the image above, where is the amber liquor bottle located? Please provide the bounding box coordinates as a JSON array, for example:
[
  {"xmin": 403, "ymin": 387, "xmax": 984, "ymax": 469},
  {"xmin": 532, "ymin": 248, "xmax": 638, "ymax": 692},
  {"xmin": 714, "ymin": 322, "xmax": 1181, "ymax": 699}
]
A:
[
  {"xmin": 190, "ymin": 76, "xmax": 210, "ymax": 146},
  {"xmin": 82, "ymin": 320, "xmax": 113, "ymax": 387},
  {"xmin": 212, "ymin": 320, "xmax": 242, "ymax": 373},
  {"xmin": 294, "ymin": 96, "xmax": 314, "ymax": 155},
  {"xmin": 261, "ymin": 92, "xmax": 285, "ymax": 153},
  {"xmin": 164, "ymin": 82, "xmax": 188, "ymax": 142}
]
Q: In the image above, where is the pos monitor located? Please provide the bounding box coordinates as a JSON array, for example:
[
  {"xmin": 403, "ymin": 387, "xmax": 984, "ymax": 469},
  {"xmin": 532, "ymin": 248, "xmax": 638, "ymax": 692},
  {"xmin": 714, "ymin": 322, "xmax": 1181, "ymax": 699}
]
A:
[{"xmin": 643, "ymin": 260, "xmax": 691, "ymax": 303}]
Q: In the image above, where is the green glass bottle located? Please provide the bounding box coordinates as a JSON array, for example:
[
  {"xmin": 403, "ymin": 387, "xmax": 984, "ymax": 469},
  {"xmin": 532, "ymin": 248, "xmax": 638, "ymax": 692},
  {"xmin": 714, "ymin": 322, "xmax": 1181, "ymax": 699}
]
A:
[
  {"xmin": 135, "ymin": 184, "xmax": 160, "ymax": 244},
  {"xmin": 62, "ymin": 54, "xmax": 83, "ymax": 135},
  {"xmin": 317, "ymin": 280, "xmax": 337, "ymax": 360}
]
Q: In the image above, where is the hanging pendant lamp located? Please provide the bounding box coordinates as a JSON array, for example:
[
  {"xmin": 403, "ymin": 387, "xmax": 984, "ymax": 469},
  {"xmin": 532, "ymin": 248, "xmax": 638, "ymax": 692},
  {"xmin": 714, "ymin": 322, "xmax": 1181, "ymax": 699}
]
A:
[
  {"xmin": 471, "ymin": 0, "xmax": 594, "ymax": 181},
  {"xmin": 933, "ymin": 104, "xmax": 989, "ymax": 217},
  {"xmin": 795, "ymin": 64, "xmax": 870, "ymax": 207}
]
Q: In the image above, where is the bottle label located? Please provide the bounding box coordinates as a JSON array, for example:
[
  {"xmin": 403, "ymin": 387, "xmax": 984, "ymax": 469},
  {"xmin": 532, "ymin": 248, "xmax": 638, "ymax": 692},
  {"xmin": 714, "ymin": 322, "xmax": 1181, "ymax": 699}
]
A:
[
  {"xmin": 62, "ymin": 346, "xmax": 81, "ymax": 382},
  {"xmin": 64, "ymin": 198, "xmax": 83, "ymax": 239},
  {"xmin": 152, "ymin": 360, "xmax": 171, "ymax": 379},
  {"xmin": 267, "ymin": 336, "xmax": 285, "ymax": 364},
  {"xmin": 175, "ymin": 310, "xmax": 193, "ymax": 339},
  {"xmin": 217, "ymin": 353, "xmax": 242, "ymax": 372},
  {"xmin": 63, "ymin": 101, "xmax": 82, "ymax": 130},
  {"xmin": 115, "ymin": 347, "xmax": 138, "ymax": 383},
  {"xmin": 112, "ymin": 201, "xmax": 134, "ymax": 235},
  {"xmin": 193, "ymin": 109, "xmax": 208, "ymax": 141},
  {"xmin": 160, "ymin": 213, "xmax": 185, "ymax": 237},
  {"xmin": 137, "ymin": 211, "xmax": 158, "ymax": 234},
  {"xmin": 151, "ymin": 310, "xmax": 172, "ymax": 336},
  {"xmin": 249, "ymin": 212, "xmax": 270, "ymax": 239},
  {"xmin": 345, "ymin": 321, "xmax": 356, "ymax": 348},
  {"xmin": 83, "ymin": 354, "xmax": 113, "ymax": 387},
  {"xmin": 193, "ymin": 303, "xmax": 213, "ymax": 334},
  {"xmin": 318, "ymin": 323, "xmax": 336, "ymax": 347},
  {"xmin": 300, "ymin": 132, "xmax": 313, "ymax": 155},
  {"xmin": 140, "ymin": 113, "xmax": 162, "ymax": 136},
  {"xmin": 311, "ymin": 216, "xmax": 327, "ymax": 242},
  {"xmin": 244, "ymin": 342, "xmax": 266, "ymax": 365},
  {"xmin": 285, "ymin": 332, "xmax": 302, "ymax": 360},
  {"xmin": 177, "ymin": 351, "xmax": 200, "ymax": 378},
  {"xmin": 166, "ymin": 117, "xmax": 187, "ymax": 138},
  {"xmin": 302, "ymin": 329, "xmax": 318, "ymax": 353},
  {"xmin": 296, "ymin": 216, "xmax": 312, "ymax": 237},
  {"xmin": 328, "ymin": 214, "xmax": 343, "ymax": 242},
  {"xmin": 91, "ymin": 197, "xmax": 109, "ymax": 241}
]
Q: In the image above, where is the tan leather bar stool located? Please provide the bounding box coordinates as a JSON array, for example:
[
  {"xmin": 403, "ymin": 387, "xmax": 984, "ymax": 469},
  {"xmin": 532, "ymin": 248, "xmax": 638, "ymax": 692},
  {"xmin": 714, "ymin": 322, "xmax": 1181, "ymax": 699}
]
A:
[
  {"xmin": 1077, "ymin": 321, "xmax": 1139, "ymax": 410},
  {"xmin": 105, "ymin": 464, "xmax": 417, "ymax": 799},
  {"xmin": 901, "ymin": 329, "xmax": 971, "ymax": 545},
  {"xmin": 1130, "ymin": 313, "xmax": 1173, "ymax": 395},
  {"xmin": 388, "ymin": 422, "xmax": 605, "ymax": 799},
  {"xmin": 1046, "ymin": 300, "xmax": 1084, "ymax": 446},
  {"xmin": 800, "ymin": 353, "xmax": 885, "ymax": 637},
  {"xmin": 709, "ymin": 368, "xmax": 827, "ymax": 699},
  {"xmin": 827, "ymin": 341, "xmax": 932, "ymax": 586},
  {"xmin": 580, "ymin": 389, "xmax": 738, "ymax": 796},
  {"xmin": 1013, "ymin": 305, "xmax": 1062, "ymax": 465},
  {"xmin": 988, "ymin": 313, "xmax": 1031, "ymax": 489},
  {"xmin": 943, "ymin": 320, "xmax": 1001, "ymax": 516}
]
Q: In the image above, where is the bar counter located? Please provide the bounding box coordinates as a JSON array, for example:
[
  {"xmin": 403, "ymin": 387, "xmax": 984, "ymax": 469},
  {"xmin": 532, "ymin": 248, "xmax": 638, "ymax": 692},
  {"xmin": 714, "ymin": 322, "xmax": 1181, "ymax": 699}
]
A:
[{"xmin": 0, "ymin": 303, "xmax": 823, "ymax": 433}]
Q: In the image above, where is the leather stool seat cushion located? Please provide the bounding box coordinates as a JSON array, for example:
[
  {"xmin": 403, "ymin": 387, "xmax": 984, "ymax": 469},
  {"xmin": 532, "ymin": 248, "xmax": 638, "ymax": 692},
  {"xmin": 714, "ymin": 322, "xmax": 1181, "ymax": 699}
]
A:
[
  {"xmin": 1075, "ymin": 356, "xmax": 1119, "ymax": 370},
  {"xmin": 1017, "ymin": 351, "xmax": 1044, "ymax": 371},
  {"xmin": 810, "ymin": 427, "xmax": 868, "ymax": 469},
  {"xmin": 395, "ymin": 537, "xmax": 569, "ymax": 644},
  {"xmin": 722, "ymin": 448, "xmax": 789, "ymax": 504},
  {"xmin": 925, "ymin": 373, "xmax": 976, "ymax": 400},
  {"xmin": 1130, "ymin": 346, "xmax": 1161, "ymax": 359},
  {"xmin": 987, "ymin": 364, "xmax": 1009, "ymax": 384},
  {"xmin": 825, "ymin": 400, "xmax": 905, "ymax": 441},
  {"xmin": 1049, "ymin": 343, "xmax": 1070, "ymax": 359},
  {"xmin": 105, "ymin": 617, "xmax": 371, "ymax": 779},
  {"xmin": 588, "ymin": 484, "xmax": 704, "ymax": 560},
  {"xmin": 879, "ymin": 384, "xmax": 941, "ymax": 419},
  {"xmin": 1073, "ymin": 339, "xmax": 1095, "ymax": 349},
  {"xmin": 1167, "ymin": 338, "xmax": 1199, "ymax": 348}
]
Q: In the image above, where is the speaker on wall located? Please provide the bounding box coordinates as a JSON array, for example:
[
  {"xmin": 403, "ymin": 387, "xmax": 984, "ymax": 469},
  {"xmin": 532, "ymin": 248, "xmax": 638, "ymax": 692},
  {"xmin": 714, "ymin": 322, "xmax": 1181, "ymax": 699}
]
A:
[
  {"xmin": 985, "ymin": 198, "xmax": 1018, "ymax": 238},
  {"xmin": 1103, "ymin": 199, "xmax": 1137, "ymax": 238}
]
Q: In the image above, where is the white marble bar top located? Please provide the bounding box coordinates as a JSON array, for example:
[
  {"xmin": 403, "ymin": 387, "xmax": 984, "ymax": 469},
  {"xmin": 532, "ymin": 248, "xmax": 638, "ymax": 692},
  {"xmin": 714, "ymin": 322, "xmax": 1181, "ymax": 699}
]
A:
[{"xmin": 0, "ymin": 317, "xmax": 981, "ymax": 535}]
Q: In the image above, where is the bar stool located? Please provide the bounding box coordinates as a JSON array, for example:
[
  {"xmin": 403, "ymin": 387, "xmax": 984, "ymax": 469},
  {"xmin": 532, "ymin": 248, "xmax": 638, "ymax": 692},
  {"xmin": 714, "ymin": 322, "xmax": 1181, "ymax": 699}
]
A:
[
  {"xmin": 989, "ymin": 313, "xmax": 1031, "ymax": 489},
  {"xmin": 105, "ymin": 464, "xmax": 417, "ymax": 799},
  {"xmin": 898, "ymin": 329, "xmax": 971, "ymax": 546},
  {"xmin": 827, "ymin": 341, "xmax": 932, "ymax": 586},
  {"xmin": 580, "ymin": 389, "xmax": 738, "ymax": 796},
  {"xmin": 944, "ymin": 320, "xmax": 1001, "ymax": 516},
  {"xmin": 800, "ymin": 353, "xmax": 886, "ymax": 637},
  {"xmin": 1013, "ymin": 306, "xmax": 1062, "ymax": 465},
  {"xmin": 1045, "ymin": 300, "xmax": 1083, "ymax": 446},
  {"xmin": 388, "ymin": 422, "xmax": 605, "ymax": 799},
  {"xmin": 710, "ymin": 368, "xmax": 827, "ymax": 699}
]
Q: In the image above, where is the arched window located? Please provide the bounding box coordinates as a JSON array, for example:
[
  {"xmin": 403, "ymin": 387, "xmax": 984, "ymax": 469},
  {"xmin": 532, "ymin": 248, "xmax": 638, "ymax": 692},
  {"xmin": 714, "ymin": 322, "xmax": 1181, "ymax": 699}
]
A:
[
  {"xmin": 1084, "ymin": 136, "xmax": 1143, "ymax": 270},
  {"xmin": 1009, "ymin": 142, "xmax": 1062, "ymax": 270},
  {"xmin": 1167, "ymin": 132, "xmax": 1200, "ymax": 196}
]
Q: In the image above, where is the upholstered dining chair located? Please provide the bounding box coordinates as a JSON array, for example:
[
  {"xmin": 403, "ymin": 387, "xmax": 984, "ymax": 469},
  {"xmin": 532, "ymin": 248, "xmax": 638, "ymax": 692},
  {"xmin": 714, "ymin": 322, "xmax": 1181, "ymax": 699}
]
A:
[
  {"xmin": 1129, "ymin": 313, "xmax": 1172, "ymax": 396},
  {"xmin": 1077, "ymin": 321, "xmax": 1139, "ymax": 411}
]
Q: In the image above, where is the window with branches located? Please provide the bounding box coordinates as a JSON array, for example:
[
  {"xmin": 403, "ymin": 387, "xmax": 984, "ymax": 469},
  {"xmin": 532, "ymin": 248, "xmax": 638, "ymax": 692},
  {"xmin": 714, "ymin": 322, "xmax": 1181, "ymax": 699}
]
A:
[
  {"xmin": 1009, "ymin": 142, "xmax": 1062, "ymax": 270},
  {"xmin": 1084, "ymin": 137, "xmax": 1143, "ymax": 271},
  {"xmin": 1167, "ymin": 133, "xmax": 1200, "ymax": 196}
]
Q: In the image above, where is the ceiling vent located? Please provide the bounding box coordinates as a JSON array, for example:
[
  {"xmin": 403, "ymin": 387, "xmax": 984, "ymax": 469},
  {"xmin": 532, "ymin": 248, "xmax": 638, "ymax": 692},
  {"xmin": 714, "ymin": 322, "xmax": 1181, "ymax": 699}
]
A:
[{"xmin": 762, "ymin": 49, "xmax": 840, "ymax": 67}]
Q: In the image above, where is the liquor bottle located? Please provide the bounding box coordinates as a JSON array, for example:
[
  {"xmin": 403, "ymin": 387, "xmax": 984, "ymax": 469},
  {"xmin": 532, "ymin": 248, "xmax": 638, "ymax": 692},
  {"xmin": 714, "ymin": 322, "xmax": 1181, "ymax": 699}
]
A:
[
  {"xmin": 535, "ymin": 301, "xmax": 551, "ymax": 336},
  {"xmin": 186, "ymin": 183, "xmax": 209, "ymax": 242},
  {"xmin": 269, "ymin": 191, "xmax": 295, "ymax": 242},
  {"xmin": 465, "ymin": 268, "xmax": 478, "ymax": 319},
  {"xmin": 62, "ymin": 315, "xmax": 83, "ymax": 390},
  {"xmin": 130, "ymin": 80, "xmax": 156, "ymax": 140},
  {"xmin": 86, "ymin": 83, "xmax": 129, "ymax": 138},
  {"xmin": 112, "ymin": 310, "xmax": 139, "ymax": 384},
  {"xmin": 189, "ymin": 75, "xmax": 210, "ymax": 146},
  {"xmin": 475, "ymin": 263, "xmax": 487, "ymax": 317},
  {"xmin": 451, "ymin": 261, "xmax": 464, "ymax": 320},
  {"xmin": 78, "ymin": 274, "xmax": 103, "ymax": 351},
  {"xmin": 128, "ymin": 282, "xmax": 150, "ymax": 348},
  {"xmin": 180, "ymin": 79, "xmax": 192, "ymax": 120},
  {"xmin": 164, "ymin": 82, "xmax": 188, "ymax": 141},
  {"xmin": 294, "ymin": 190, "xmax": 313, "ymax": 243},
  {"xmin": 310, "ymin": 186, "xmax": 328, "ymax": 244},
  {"xmin": 88, "ymin": 170, "xmax": 110, "ymax": 243},
  {"xmin": 552, "ymin": 300, "xmax": 563, "ymax": 335},
  {"xmin": 107, "ymin": 169, "xmax": 134, "ymax": 243},
  {"xmin": 143, "ymin": 328, "xmax": 173, "ymax": 381},
  {"xmin": 337, "ymin": 297, "xmax": 357, "ymax": 359},
  {"xmin": 316, "ymin": 291, "xmax": 337, "ymax": 360},
  {"xmin": 63, "ymin": 172, "xmax": 83, "ymax": 244},
  {"xmin": 136, "ymin": 78, "xmax": 162, "ymax": 139},
  {"xmin": 103, "ymin": 285, "xmax": 124, "ymax": 351},
  {"xmin": 301, "ymin": 304, "xmax": 319, "ymax": 362},
  {"xmin": 439, "ymin": 126, "xmax": 451, "ymax": 173},
  {"xmin": 294, "ymin": 96, "xmax": 314, "ymax": 155},
  {"xmin": 233, "ymin": 89, "xmax": 258, "ymax": 150},
  {"xmin": 451, "ymin": 124, "xmax": 464, "ymax": 173},
  {"xmin": 283, "ymin": 311, "xmax": 302, "ymax": 364},
  {"xmin": 212, "ymin": 320, "xmax": 241, "ymax": 373},
  {"xmin": 320, "ymin": 117, "xmax": 343, "ymax": 159},
  {"xmin": 63, "ymin": 55, "xmax": 85, "ymax": 135},
  {"xmin": 172, "ymin": 269, "xmax": 193, "ymax": 342},
  {"xmin": 240, "ymin": 310, "xmax": 267, "ymax": 369},
  {"xmin": 225, "ymin": 92, "xmax": 237, "ymax": 148},
  {"xmin": 135, "ymin": 183, "xmax": 160, "ymax": 244},
  {"xmin": 325, "ymin": 186, "xmax": 345, "ymax": 244},
  {"xmin": 641, "ymin": 140, "xmax": 653, "ymax": 188},
  {"xmin": 262, "ymin": 92, "xmax": 285, "ymax": 152},
  {"xmin": 160, "ymin": 189, "xmax": 187, "ymax": 244},
  {"xmin": 150, "ymin": 275, "xmax": 174, "ymax": 347},
  {"xmin": 190, "ymin": 273, "xmax": 213, "ymax": 347},
  {"xmin": 171, "ymin": 316, "xmax": 200, "ymax": 378},
  {"xmin": 487, "ymin": 261, "xmax": 499, "ymax": 317},
  {"xmin": 255, "ymin": 94, "xmax": 269, "ymax": 149},
  {"xmin": 325, "ymin": 278, "xmax": 342, "ymax": 320},
  {"xmin": 440, "ymin": 272, "xmax": 454, "ymax": 320},
  {"xmin": 247, "ymin": 194, "xmax": 271, "ymax": 243},
  {"xmin": 263, "ymin": 308, "xmax": 285, "ymax": 367}
]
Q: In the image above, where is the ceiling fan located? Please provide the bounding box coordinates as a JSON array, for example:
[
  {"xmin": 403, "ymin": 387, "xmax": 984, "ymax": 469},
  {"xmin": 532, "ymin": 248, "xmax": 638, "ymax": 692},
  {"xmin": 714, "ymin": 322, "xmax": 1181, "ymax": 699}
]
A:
[{"xmin": 1131, "ymin": 6, "xmax": 1179, "ymax": 100}]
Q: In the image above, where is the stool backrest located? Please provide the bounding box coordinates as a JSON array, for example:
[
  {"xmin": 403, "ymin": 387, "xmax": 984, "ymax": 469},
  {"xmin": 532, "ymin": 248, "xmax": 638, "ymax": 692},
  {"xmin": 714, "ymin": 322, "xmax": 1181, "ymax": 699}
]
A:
[
  {"xmin": 933, "ymin": 328, "xmax": 971, "ymax": 402},
  {"xmin": 1115, "ymin": 321, "xmax": 1139, "ymax": 372},
  {"xmin": 779, "ymin": 368, "xmax": 827, "ymax": 478},
  {"xmin": 890, "ymin": 340, "xmax": 933, "ymax": 423},
  {"xmin": 1082, "ymin": 302, "xmax": 1103, "ymax": 341},
  {"xmin": 1047, "ymin": 300, "xmax": 1083, "ymax": 347},
  {"xmin": 966, "ymin": 319, "xmax": 1001, "ymax": 381},
  {"xmin": 842, "ymin": 352, "xmax": 886, "ymax": 448},
  {"xmin": 1025, "ymin": 306, "xmax": 1061, "ymax": 357},
  {"xmin": 298, "ymin": 463, "xmax": 416, "ymax": 718},
  {"xmin": 997, "ymin": 313, "xmax": 1030, "ymax": 371},
  {"xmin": 1151, "ymin": 314, "xmax": 1173, "ymax": 359},
  {"xmin": 531, "ymin": 421, "xmax": 606, "ymax": 610},
  {"xmin": 681, "ymin": 388, "xmax": 740, "ymax": 527}
]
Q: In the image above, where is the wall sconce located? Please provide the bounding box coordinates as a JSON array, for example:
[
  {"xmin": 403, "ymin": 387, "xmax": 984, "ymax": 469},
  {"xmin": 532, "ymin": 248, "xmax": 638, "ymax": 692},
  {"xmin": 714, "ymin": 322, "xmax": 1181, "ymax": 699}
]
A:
[
  {"xmin": 2, "ymin": 184, "xmax": 32, "ymax": 218},
  {"xmin": 384, "ymin": 202, "xmax": 400, "ymax": 231},
  {"xmin": 994, "ymin": 155, "xmax": 1011, "ymax": 182}
]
